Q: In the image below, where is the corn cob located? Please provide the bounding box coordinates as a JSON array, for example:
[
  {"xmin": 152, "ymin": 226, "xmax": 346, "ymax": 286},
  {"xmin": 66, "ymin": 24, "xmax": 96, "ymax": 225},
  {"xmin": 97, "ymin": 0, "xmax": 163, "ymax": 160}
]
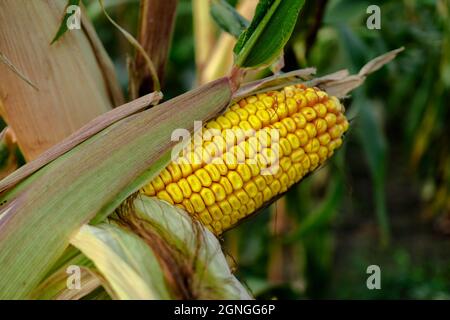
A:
[{"xmin": 140, "ymin": 84, "xmax": 348, "ymax": 235}]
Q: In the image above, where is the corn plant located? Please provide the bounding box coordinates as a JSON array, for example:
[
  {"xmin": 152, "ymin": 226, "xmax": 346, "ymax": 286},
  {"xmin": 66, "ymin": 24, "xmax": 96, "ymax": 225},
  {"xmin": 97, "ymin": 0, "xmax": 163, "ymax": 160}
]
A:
[{"xmin": 0, "ymin": 0, "xmax": 401, "ymax": 300}]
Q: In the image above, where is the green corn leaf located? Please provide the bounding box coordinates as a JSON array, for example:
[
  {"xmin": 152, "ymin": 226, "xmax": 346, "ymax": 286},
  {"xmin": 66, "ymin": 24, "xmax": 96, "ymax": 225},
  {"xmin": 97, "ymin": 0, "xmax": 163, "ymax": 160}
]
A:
[
  {"xmin": 0, "ymin": 78, "xmax": 231, "ymax": 299},
  {"xmin": 210, "ymin": 0, "xmax": 249, "ymax": 38},
  {"xmin": 51, "ymin": 0, "xmax": 81, "ymax": 44},
  {"xmin": 71, "ymin": 223, "xmax": 171, "ymax": 300},
  {"xmin": 287, "ymin": 176, "xmax": 344, "ymax": 241},
  {"xmin": 234, "ymin": 0, "xmax": 305, "ymax": 68},
  {"xmin": 355, "ymin": 93, "xmax": 390, "ymax": 246}
]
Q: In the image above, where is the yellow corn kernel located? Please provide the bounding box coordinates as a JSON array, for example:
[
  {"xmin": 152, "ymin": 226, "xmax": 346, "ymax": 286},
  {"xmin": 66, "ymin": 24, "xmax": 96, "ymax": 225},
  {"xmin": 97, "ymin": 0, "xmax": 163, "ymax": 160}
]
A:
[
  {"xmin": 256, "ymin": 109, "xmax": 271, "ymax": 126},
  {"xmin": 286, "ymin": 133, "xmax": 300, "ymax": 149},
  {"xmin": 218, "ymin": 200, "xmax": 232, "ymax": 215},
  {"xmin": 142, "ymin": 183, "xmax": 155, "ymax": 196},
  {"xmin": 157, "ymin": 190, "xmax": 174, "ymax": 205},
  {"xmin": 248, "ymin": 115, "xmax": 262, "ymax": 130},
  {"xmin": 236, "ymin": 164, "xmax": 252, "ymax": 182},
  {"xmin": 244, "ymin": 181, "xmax": 258, "ymax": 198},
  {"xmin": 187, "ymin": 175, "xmax": 202, "ymax": 193},
  {"xmin": 301, "ymin": 107, "xmax": 317, "ymax": 121},
  {"xmin": 295, "ymin": 129, "xmax": 309, "ymax": 146},
  {"xmin": 199, "ymin": 210, "xmax": 213, "ymax": 225},
  {"xmin": 329, "ymin": 125, "xmax": 342, "ymax": 139},
  {"xmin": 318, "ymin": 133, "xmax": 331, "ymax": 146},
  {"xmin": 219, "ymin": 176, "xmax": 233, "ymax": 194},
  {"xmin": 166, "ymin": 183, "xmax": 184, "ymax": 203},
  {"xmin": 275, "ymin": 103, "xmax": 288, "ymax": 118},
  {"xmin": 211, "ymin": 221, "xmax": 222, "ymax": 233},
  {"xmin": 325, "ymin": 112, "xmax": 337, "ymax": 127},
  {"xmin": 235, "ymin": 108, "xmax": 249, "ymax": 121},
  {"xmin": 208, "ymin": 204, "xmax": 223, "ymax": 221},
  {"xmin": 280, "ymin": 157, "xmax": 292, "ymax": 171},
  {"xmin": 313, "ymin": 103, "xmax": 327, "ymax": 118},
  {"xmin": 190, "ymin": 193, "xmax": 206, "ymax": 213},
  {"xmin": 254, "ymin": 192, "xmax": 263, "ymax": 207},
  {"xmin": 200, "ymin": 188, "xmax": 216, "ymax": 206},
  {"xmin": 227, "ymin": 171, "xmax": 244, "ymax": 190},
  {"xmin": 304, "ymin": 138, "xmax": 320, "ymax": 153},
  {"xmin": 177, "ymin": 178, "xmax": 192, "ymax": 198},
  {"xmin": 287, "ymin": 166, "xmax": 297, "ymax": 181},
  {"xmin": 204, "ymin": 164, "xmax": 220, "ymax": 182},
  {"xmin": 151, "ymin": 176, "xmax": 165, "ymax": 192},
  {"xmin": 262, "ymin": 96, "xmax": 275, "ymax": 108},
  {"xmin": 292, "ymin": 113, "xmax": 306, "ymax": 128},
  {"xmin": 280, "ymin": 137, "xmax": 292, "ymax": 156},
  {"xmin": 236, "ymin": 189, "xmax": 249, "ymax": 204},
  {"xmin": 305, "ymin": 123, "xmax": 317, "ymax": 138},
  {"xmin": 281, "ymin": 117, "xmax": 296, "ymax": 133},
  {"xmin": 273, "ymin": 122, "xmax": 287, "ymax": 137},
  {"xmin": 269, "ymin": 180, "xmax": 281, "ymax": 194},
  {"xmin": 291, "ymin": 149, "xmax": 305, "ymax": 163},
  {"xmin": 318, "ymin": 146, "xmax": 329, "ymax": 161},
  {"xmin": 228, "ymin": 194, "xmax": 242, "ymax": 210},
  {"xmin": 182, "ymin": 199, "xmax": 195, "ymax": 214},
  {"xmin": 222, "ymin": 215, "xmax": 232, "ymax": 229},
  {"xmin": 245, "ymin": 103, "xmax": 257, "ymax": 115},
  {"xmin": 262, "ymin": 187, "xmax": 273, "ymax": 202},
  {"xmin": 315, "ymin": 118, "xmax": 328, "ymax": 134},
  {"xmin": 237, "ymin": 206, "xmax": 247, "ymax": 218},
  {"xmin": 254, "ymin": 176, "xmax": 267, "ymax": 191},
  {"xmin": 286, "ymin": 98, "xmax": 298, "ymax": 115}
]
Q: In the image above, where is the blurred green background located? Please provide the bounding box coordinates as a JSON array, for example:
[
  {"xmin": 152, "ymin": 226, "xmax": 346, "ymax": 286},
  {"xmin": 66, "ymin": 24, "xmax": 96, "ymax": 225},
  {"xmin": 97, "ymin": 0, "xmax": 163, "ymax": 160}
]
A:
[{"xmin": 72, "ymin": 0, "xmax": 450, "ymax": 299}]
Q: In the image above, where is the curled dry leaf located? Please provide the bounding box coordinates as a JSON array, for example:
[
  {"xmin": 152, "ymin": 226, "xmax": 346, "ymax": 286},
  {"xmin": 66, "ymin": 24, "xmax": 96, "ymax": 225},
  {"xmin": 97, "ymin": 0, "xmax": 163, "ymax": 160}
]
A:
[{"xmin": 233, "ymin": 47, "xmax": 404, "ymax": 99}]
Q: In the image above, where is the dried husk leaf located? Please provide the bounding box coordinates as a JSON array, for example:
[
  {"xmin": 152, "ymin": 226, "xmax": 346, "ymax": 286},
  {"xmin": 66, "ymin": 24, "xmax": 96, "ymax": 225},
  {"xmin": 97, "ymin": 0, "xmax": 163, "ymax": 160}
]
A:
[
  {"xmin": 0, "ymin": 1, "xmax": 123, "ymax": 160},
  {"xmin": 233, "ymin": 48, "xmax": 404, "ymax": 99}
]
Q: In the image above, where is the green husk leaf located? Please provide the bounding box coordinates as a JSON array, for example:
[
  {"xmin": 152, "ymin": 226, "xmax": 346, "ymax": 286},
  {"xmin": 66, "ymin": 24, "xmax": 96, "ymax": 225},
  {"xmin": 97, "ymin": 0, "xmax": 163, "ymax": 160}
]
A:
[
  {"xmin": 70, "ymin": 223, "xmax": 171, "ymax": 299},
  {"xmin": 210, "ymin": 0, "xmax": 249, "ymax": 38},
  {"xmin": 51, "ymin": 0, "xmax": 81, "ymax": 44},
  {"xmin": 0, "ymin": 78, "xmax": 231, "ymax": 299},
  {"xmin": 124, "ymin": 196, "xmax": 252, "ymax": 299},
  {"xmin": 234, "ymin": 0, "xmax": 305, "ymax": 68}
]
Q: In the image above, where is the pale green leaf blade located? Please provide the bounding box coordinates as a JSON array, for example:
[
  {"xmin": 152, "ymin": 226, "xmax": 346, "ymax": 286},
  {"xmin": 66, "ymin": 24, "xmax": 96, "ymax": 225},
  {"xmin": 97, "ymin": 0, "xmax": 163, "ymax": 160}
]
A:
[
  {"xmin": 129, "ymin": 196, "xmax": 252, "ymax": 300},
  {"xmin": 70, "ymin": 224, "xmax": 171, "ymax": 300}
]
